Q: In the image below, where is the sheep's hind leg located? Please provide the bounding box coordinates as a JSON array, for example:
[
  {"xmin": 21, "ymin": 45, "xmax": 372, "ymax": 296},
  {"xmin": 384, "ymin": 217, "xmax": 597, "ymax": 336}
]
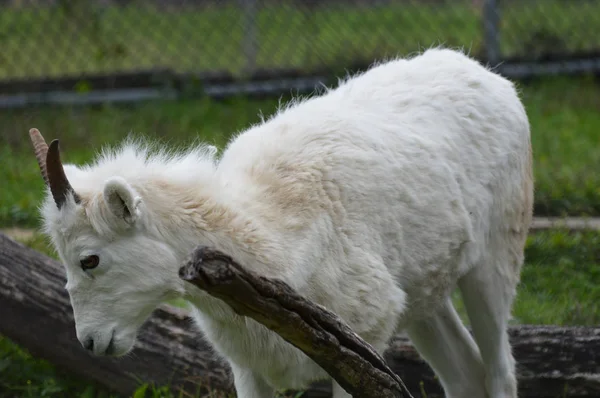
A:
[
  {"xmin": 405, "ymin": 298, "xmax": 487, "ymax": 398},
  {"xmin": 458, "ymin": 260, "xmax": 519, "ymax": 398},
  {"xmin": 458, "ymin": 257, "xmax": 517, "ymax": 398}
]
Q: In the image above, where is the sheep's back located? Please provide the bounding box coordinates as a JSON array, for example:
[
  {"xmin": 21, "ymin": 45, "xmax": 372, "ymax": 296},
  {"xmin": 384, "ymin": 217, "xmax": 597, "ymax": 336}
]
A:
[{"xmin": 217, "ymin": 47, "xmax": 531, "ymax": 321}]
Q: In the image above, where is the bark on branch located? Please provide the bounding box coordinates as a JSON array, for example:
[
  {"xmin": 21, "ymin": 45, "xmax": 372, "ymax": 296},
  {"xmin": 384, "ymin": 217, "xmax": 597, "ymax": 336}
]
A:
[{"xmin": 178, "ymin": 246, "xmax": 414, "ymax": 398}]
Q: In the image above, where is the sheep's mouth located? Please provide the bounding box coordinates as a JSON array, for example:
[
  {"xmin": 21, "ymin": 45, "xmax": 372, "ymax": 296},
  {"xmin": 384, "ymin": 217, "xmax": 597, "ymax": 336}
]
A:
[{"xmin": 105, "ymin": 330, "xmax": 116, "ymax": 356}]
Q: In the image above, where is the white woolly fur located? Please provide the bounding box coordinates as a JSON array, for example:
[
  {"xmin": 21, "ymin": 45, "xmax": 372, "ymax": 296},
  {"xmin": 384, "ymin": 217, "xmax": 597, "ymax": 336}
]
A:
[{"xmin": 40, "ymin": 48, "xmax": 533, "ymax": 398}]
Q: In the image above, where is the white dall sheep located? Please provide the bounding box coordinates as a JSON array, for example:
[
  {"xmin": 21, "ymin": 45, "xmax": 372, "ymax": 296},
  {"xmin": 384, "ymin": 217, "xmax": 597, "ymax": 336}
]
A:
[{"xmin": 31, "ymin": 48, "xmax": 532, "ymax": 398}]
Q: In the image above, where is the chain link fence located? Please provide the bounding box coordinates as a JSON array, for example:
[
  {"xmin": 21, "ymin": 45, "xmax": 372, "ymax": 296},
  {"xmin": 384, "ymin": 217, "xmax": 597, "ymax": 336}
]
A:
[
  {"xmin": 0, "ymin": 1, "xmax": 598, "ymax": 93},
  {"xmin": 1, "ymin": 0, "xmax": 600, "ymax": 227}
]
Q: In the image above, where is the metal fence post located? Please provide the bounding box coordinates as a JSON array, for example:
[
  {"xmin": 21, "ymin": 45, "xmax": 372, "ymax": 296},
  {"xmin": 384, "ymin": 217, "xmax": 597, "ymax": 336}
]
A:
[
  {"xmin": 240, "ymin": 0, "xmax": 259, "ymax": 76},
  {"xmin": 483, "ymin": 0, "xmax": 501, "ymax": 66}
]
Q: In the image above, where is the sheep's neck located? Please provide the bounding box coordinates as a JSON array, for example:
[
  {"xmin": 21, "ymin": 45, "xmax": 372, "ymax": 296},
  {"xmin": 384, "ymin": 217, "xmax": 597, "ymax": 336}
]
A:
[
  {"xmin": 135, "ymin": 171, "xmax": 287, "ymax": 323},
  {"xmin": 140, "ymin": 176, "xmax": 268, "ymax": 298}
]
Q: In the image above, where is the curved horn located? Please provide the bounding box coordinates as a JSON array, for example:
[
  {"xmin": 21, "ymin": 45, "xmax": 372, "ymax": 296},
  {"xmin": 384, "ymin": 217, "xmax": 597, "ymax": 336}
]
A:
[
  {"xmin": 28, "ymin": 128, "xmax": 80, "ymax": 209},
  {"xmin": 46, "ymin": 139, "xmax": 81, "ymax": 208},
  {"xmin": 29, "ymin": 128, "xmax": 50, "ymax": 187}
]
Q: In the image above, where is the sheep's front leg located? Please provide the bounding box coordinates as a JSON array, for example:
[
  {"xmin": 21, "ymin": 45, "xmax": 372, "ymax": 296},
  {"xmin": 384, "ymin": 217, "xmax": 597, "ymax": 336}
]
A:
[
  {"xmin": 231, "ymin": 364, "xmax": 275, "ymax": 398},
  {"xmin": 458, "ymin": 259, "xmax": 519, "ymax": 398}
]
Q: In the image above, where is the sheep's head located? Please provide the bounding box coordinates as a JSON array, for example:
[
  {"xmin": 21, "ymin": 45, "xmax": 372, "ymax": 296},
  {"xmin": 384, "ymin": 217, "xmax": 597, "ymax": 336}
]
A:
[{"xmin": 29, "ymin": 129, "xmax": 185, "ymax": 357}]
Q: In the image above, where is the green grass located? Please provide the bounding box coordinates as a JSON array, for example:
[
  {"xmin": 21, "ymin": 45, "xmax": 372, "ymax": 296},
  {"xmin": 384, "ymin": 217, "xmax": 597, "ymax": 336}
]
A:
[
  {"xmin": 1, "ymin": 76, "xmax": 600, "ymax": 227},
  {"xmin": 522, "ymin": 76, "xmax": 600, "ymax": 216},
  {"xmin": 0, "ymin": 335, "xmax": 120, "ymax": 398},
  {"xmin": 513, "ymin": 229, "xmax": 600, "ymax": 325},
  {"xmin": 2, "ymin": 228, "xmax": 599, "ymax": 397},
  {"xmin": 0, "ymin": 0, "xmax": 597, "ymax": 79}
]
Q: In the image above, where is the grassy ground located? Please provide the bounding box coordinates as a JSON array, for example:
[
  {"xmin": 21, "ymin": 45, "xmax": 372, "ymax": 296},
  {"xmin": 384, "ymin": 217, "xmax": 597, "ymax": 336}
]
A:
[
  {"xmin": 0, "ymin": 0, "xmax": 598, "ymax": 79},
  {"xmin": 2, "ymin": 76, "xmax": 600, "ymax": 227},
  {"xmin": 2, "ymin": 228, "xmax": 599, "ymax": 397}
]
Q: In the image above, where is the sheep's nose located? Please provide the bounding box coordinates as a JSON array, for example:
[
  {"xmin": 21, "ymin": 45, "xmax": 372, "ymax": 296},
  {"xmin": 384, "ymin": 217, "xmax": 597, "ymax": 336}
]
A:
[{"xmin": 82, "ymin": 337, "xmax": 94, "ymax": 352}]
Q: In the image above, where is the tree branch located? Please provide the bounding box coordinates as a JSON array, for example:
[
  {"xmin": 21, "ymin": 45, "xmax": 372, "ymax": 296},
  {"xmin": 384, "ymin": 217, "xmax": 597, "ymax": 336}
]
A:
[{"xmin": 179, "ymin": 246, "xmax": 413, "ymax": 398}]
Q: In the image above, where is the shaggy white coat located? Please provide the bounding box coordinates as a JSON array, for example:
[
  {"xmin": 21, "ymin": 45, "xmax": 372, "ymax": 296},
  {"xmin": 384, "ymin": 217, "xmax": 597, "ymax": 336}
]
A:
[{"xmin": 40, "ymin": 48, "xmax": 533, "ymax": 398}]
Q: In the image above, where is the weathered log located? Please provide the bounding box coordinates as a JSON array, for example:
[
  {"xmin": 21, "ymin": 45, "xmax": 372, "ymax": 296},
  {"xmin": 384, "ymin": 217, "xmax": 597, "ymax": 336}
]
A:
[
  {"xmin": 179, "ymin": 246, "xmax": 413, "ymax": 398},
  {"xmin": 1, "ymin": 232, "xmax": 600, "ymax": 397}
]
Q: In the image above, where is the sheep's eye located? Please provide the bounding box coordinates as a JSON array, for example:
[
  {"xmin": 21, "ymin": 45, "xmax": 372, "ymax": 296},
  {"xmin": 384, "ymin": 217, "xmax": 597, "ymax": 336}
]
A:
[{"xmin": 80, "ymin": 255, "xmax": 100, "ymax": 270}]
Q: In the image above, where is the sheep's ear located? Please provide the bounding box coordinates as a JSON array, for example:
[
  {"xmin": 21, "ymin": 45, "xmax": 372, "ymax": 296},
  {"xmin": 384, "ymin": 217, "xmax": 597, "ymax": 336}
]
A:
[{"xmin": 103, "ymin": 176, "xmax": 141, "ymax": 224}]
